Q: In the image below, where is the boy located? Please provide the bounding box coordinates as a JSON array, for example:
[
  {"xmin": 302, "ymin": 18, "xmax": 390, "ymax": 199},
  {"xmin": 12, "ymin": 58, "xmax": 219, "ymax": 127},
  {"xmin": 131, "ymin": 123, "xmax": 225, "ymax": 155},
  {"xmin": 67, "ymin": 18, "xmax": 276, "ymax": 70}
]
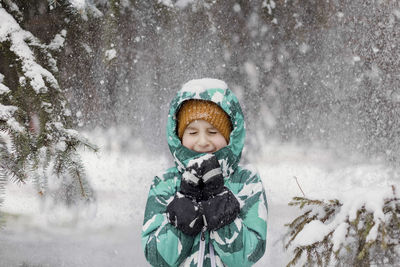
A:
[{"xmin": 142, "ymin": 78, "xmax": 268, "ymax": 267}]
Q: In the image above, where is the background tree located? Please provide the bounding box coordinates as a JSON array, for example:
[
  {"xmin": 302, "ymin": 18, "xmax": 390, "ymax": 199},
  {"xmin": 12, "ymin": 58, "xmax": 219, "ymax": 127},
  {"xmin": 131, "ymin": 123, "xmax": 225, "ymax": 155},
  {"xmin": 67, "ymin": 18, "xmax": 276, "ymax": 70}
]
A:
[
  {"xmin": 0, "ymin": 0, "xmax": 97, "ymax": 218},
  {"xmin": 39, "ymin": 0, "xmax": 400, "ymax": 161}
]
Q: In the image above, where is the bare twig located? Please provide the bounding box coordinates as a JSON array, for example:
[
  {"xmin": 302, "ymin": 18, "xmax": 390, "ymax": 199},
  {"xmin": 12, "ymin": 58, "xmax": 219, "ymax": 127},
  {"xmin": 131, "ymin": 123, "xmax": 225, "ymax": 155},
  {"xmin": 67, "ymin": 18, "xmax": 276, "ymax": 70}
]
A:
[{"xmin": 294, "ymin": 176, "xmax": 306, "ymax": 197}]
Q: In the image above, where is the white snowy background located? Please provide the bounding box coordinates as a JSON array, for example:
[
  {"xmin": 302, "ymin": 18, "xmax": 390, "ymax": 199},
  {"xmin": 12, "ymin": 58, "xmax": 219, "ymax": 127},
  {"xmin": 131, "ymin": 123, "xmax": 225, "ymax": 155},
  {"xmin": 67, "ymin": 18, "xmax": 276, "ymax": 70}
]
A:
[{"xmin": 1, "ymin": 127, "xmax": 397, "ymax": 266}]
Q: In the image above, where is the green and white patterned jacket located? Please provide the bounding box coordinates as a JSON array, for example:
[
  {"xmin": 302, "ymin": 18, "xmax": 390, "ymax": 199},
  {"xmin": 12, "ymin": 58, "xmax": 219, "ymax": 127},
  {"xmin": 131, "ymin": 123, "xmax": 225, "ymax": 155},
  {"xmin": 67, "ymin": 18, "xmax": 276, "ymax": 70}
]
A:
[{"xmin": 142, "ymin": 79, "xmax": 268, "ymax": 267}]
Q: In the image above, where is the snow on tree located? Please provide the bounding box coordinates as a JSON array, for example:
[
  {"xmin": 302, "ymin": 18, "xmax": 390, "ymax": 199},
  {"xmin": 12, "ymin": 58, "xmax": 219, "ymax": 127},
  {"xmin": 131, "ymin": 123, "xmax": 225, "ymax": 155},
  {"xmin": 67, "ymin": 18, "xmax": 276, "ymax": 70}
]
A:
[
  {"xmin": 285, "ymin": 185, "xmax": 400, "ymax": 266},
  {"xmin": 0, "ymin": 1, "xmax": 97, "ymax": 217},
  {"xmin": 48, "ymin": 0, "xmax": 103, "ymax": 20}
]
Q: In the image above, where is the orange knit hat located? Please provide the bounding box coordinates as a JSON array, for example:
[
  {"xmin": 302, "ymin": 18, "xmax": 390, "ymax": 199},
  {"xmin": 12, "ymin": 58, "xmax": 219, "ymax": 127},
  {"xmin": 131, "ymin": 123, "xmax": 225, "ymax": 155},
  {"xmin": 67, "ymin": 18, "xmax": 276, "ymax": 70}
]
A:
[{"xmin": 177, "ymin": 100, "xmax": 232, "ymax": 143}]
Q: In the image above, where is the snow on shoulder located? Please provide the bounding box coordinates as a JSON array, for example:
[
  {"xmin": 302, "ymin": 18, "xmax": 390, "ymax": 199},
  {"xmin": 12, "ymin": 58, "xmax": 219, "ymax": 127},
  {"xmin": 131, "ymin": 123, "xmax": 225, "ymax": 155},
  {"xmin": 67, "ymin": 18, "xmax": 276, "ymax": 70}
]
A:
[{"xmin": 180, "ymin": 78, "xmax": 228, "ymax": 98}]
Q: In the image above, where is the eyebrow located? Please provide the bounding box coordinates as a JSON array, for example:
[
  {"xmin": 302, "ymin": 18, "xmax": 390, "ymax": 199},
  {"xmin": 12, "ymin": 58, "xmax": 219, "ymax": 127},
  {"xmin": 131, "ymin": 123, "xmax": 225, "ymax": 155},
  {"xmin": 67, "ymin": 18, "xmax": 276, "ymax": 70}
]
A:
[{"xmin": 185, "ymin": 127, "xmax": 198, "ymax": 131}]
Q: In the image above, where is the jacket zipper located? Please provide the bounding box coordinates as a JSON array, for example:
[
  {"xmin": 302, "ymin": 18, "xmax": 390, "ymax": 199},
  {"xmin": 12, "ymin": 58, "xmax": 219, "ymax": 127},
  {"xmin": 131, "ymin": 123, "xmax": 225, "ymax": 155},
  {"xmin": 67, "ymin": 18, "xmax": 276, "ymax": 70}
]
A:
[
  {"xmin": 198, "ymin": 228, "xmax": 217, "ymax": 267},
  {"xmin": 209, "ymin": 242, "xmax": 216, "ymax": 267},
  {"xmin": 198, "ymin": 226, "xmax": 207, "ymax": 267}
]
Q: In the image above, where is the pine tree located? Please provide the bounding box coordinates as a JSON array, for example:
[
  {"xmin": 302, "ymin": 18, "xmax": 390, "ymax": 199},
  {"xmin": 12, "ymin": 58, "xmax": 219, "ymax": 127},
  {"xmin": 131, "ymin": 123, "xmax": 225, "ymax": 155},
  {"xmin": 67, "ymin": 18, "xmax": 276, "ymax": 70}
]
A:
[
  {"xmin": 0, "ymin": 0, "xmax": 97, "ymax": 222},
  {"xmin": 285, "ymin": 186, "xmax": 400, "ymax": 266}
]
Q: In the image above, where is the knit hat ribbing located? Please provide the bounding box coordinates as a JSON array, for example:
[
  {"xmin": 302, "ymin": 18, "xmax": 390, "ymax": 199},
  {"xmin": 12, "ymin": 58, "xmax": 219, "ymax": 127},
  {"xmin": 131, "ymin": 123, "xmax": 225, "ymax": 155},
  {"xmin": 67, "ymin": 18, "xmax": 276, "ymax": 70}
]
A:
[{"xmin": 177, "ymin": 100, "xmax": 232, "ymax": 143}]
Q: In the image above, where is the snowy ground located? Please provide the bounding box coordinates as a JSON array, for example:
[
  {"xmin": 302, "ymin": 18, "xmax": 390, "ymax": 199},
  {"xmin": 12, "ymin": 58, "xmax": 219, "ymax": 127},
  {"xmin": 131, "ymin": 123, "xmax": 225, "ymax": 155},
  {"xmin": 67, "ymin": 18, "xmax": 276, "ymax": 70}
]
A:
[{"xmin": 0, "ymin": 130, "xmax": 398, "ymax": 267}]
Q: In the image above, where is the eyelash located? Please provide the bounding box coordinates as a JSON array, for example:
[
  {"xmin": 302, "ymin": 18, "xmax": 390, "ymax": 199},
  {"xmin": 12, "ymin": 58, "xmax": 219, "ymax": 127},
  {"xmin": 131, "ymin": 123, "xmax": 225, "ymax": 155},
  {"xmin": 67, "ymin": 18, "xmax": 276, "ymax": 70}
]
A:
[{"xmin": 186, "ymin": 130, "xmax": 217, "ymax": 135}]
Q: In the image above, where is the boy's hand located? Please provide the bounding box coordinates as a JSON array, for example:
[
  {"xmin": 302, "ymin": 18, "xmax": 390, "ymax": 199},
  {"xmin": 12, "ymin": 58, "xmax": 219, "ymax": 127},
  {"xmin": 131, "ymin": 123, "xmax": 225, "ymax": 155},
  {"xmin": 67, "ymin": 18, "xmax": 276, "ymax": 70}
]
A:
[
  {"xmin": 166, "ymin": 192, "xmax": 203, "ymax": 236},
  {"xmin": 180, "ymin": 168, "xmax": 204, "ymax": 201},
  {"xmin": 201, "ymin": 190, "xmax": 240, "ymax": 231},
  {"xmin": 193, "ymin": 154, "xmax": 225, "ymax": 200},
  {"xmin": 178, "ymin": 154, "xmax": 240, "ymax": 232},
  {"xmin": 180, "ymin": 154, "xmax": 224, "ymax": 201},
  {"xmin": 186, "ymin": 154, "xmax": 240, "ymax": 231}
]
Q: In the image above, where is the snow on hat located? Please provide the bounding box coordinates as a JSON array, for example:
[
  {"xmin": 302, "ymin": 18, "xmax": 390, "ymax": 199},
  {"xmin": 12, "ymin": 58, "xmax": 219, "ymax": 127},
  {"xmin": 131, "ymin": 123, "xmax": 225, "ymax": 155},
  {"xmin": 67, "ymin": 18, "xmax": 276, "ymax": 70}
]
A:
[{"xmin": 177, "ymin": 100, "xmax": 232, "ymax": 143}]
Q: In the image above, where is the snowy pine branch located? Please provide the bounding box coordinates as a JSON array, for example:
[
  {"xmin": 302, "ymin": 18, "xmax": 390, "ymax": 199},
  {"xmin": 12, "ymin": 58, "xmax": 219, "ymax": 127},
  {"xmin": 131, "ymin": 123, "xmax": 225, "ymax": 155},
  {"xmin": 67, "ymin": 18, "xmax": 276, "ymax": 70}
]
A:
[
  {"xmin": 0, "ymin": 2, "xmax": 97, "ymax": 206},
  {"xmin": 48, "ymin": 0, "xmax": 103, "ymax": 20},
  {"xmin": 285, "ymin": 186, "xmax": 400, "ymax": 267}
]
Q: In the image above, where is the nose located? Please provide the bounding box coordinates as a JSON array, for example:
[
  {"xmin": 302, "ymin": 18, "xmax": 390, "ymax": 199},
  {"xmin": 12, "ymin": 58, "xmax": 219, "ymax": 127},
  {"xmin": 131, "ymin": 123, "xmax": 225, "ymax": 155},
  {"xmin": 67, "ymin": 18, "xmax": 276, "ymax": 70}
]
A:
[{"xmin": 197, "ymin": 132, "xmax": 210, "ymax": 148}]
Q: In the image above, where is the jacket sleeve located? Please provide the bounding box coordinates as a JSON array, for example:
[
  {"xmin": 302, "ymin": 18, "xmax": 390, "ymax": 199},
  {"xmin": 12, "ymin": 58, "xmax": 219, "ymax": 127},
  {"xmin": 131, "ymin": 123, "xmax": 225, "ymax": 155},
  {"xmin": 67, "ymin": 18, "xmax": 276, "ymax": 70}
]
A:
[
  {"xmin": 209, "ymin": 168, "xmax": 268, "ymax": 266},
  {"xmin": 141, "ymin": 172, "xmax": 195, "ymax": 267}
]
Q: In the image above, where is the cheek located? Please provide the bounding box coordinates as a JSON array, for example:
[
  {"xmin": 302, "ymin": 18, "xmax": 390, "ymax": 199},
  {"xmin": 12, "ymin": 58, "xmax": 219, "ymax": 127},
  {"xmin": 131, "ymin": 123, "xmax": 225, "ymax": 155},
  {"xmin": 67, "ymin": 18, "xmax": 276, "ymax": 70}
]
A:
[
  {"xmin": 182, "ymin": 135, "xmax": 195, "ymax": 149},
  {"xmin": 214, "ymin": 136, "xmax": 228, "ymax": 149}
]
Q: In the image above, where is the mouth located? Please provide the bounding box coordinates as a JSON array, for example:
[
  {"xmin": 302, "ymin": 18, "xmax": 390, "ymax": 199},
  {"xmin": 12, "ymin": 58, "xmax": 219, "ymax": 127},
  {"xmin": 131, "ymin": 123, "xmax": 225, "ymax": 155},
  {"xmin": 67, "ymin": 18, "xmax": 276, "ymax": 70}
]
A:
[{"xmin": 195, "ymin": 149, "xmax": 215, "ymax": 153}]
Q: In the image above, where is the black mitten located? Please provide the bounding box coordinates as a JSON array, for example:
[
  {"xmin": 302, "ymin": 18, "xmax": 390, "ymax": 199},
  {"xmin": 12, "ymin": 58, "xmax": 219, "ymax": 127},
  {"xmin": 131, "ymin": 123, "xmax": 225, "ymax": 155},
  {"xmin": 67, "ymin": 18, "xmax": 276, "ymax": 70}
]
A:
[
  {"xmin": 180, "ymin": 153, "xmax": 222, "ymax": 201},
  {"xmin": 180, "ymin": 169, "xmax": 204, "ymax": 201},
  {"xmin": 194, "ymin": 154, "xmax": 225, "ymax": 200},
  {"xmin": 202, "ymin": 190, "xmax": 240, "ymax": 231},
  {"xmin": 166, "ymin": 192, "xmax": 203, "ymax": 236}
]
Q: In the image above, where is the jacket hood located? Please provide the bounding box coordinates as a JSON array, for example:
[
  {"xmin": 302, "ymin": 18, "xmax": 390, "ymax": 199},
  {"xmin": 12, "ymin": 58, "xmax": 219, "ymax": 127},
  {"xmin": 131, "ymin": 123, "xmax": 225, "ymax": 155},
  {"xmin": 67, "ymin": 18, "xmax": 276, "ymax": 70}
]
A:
[{"xmin": 166, "ymin": 78, "xmax": 245, "ymax": 177}]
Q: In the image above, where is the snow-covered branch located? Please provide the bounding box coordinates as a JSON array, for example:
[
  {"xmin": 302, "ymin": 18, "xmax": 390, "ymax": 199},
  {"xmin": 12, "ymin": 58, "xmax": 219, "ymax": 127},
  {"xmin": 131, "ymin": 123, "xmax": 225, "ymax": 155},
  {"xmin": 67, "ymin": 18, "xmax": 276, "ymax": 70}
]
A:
[
  {"xmin": 0, "ymin": 2, "xmax": 97, "ymax": 205},
  {"xmin": 285, "ymin": 186, "xmax": 400, "ymax": 266},
  {"xmin": 49, "ymin": 0, "xmax": 103, "ymax": 20},
  {"xmin": 0, "ymin": 7, "xmax": 59, "ymax": 94}
]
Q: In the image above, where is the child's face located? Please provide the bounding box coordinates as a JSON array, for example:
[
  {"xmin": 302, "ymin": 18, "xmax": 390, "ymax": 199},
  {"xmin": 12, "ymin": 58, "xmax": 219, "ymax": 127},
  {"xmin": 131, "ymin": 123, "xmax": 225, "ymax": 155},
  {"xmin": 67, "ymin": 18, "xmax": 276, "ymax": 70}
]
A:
[{"xmin": 182, "ymin": 119, "xmax": 228, "ymax": 153}]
